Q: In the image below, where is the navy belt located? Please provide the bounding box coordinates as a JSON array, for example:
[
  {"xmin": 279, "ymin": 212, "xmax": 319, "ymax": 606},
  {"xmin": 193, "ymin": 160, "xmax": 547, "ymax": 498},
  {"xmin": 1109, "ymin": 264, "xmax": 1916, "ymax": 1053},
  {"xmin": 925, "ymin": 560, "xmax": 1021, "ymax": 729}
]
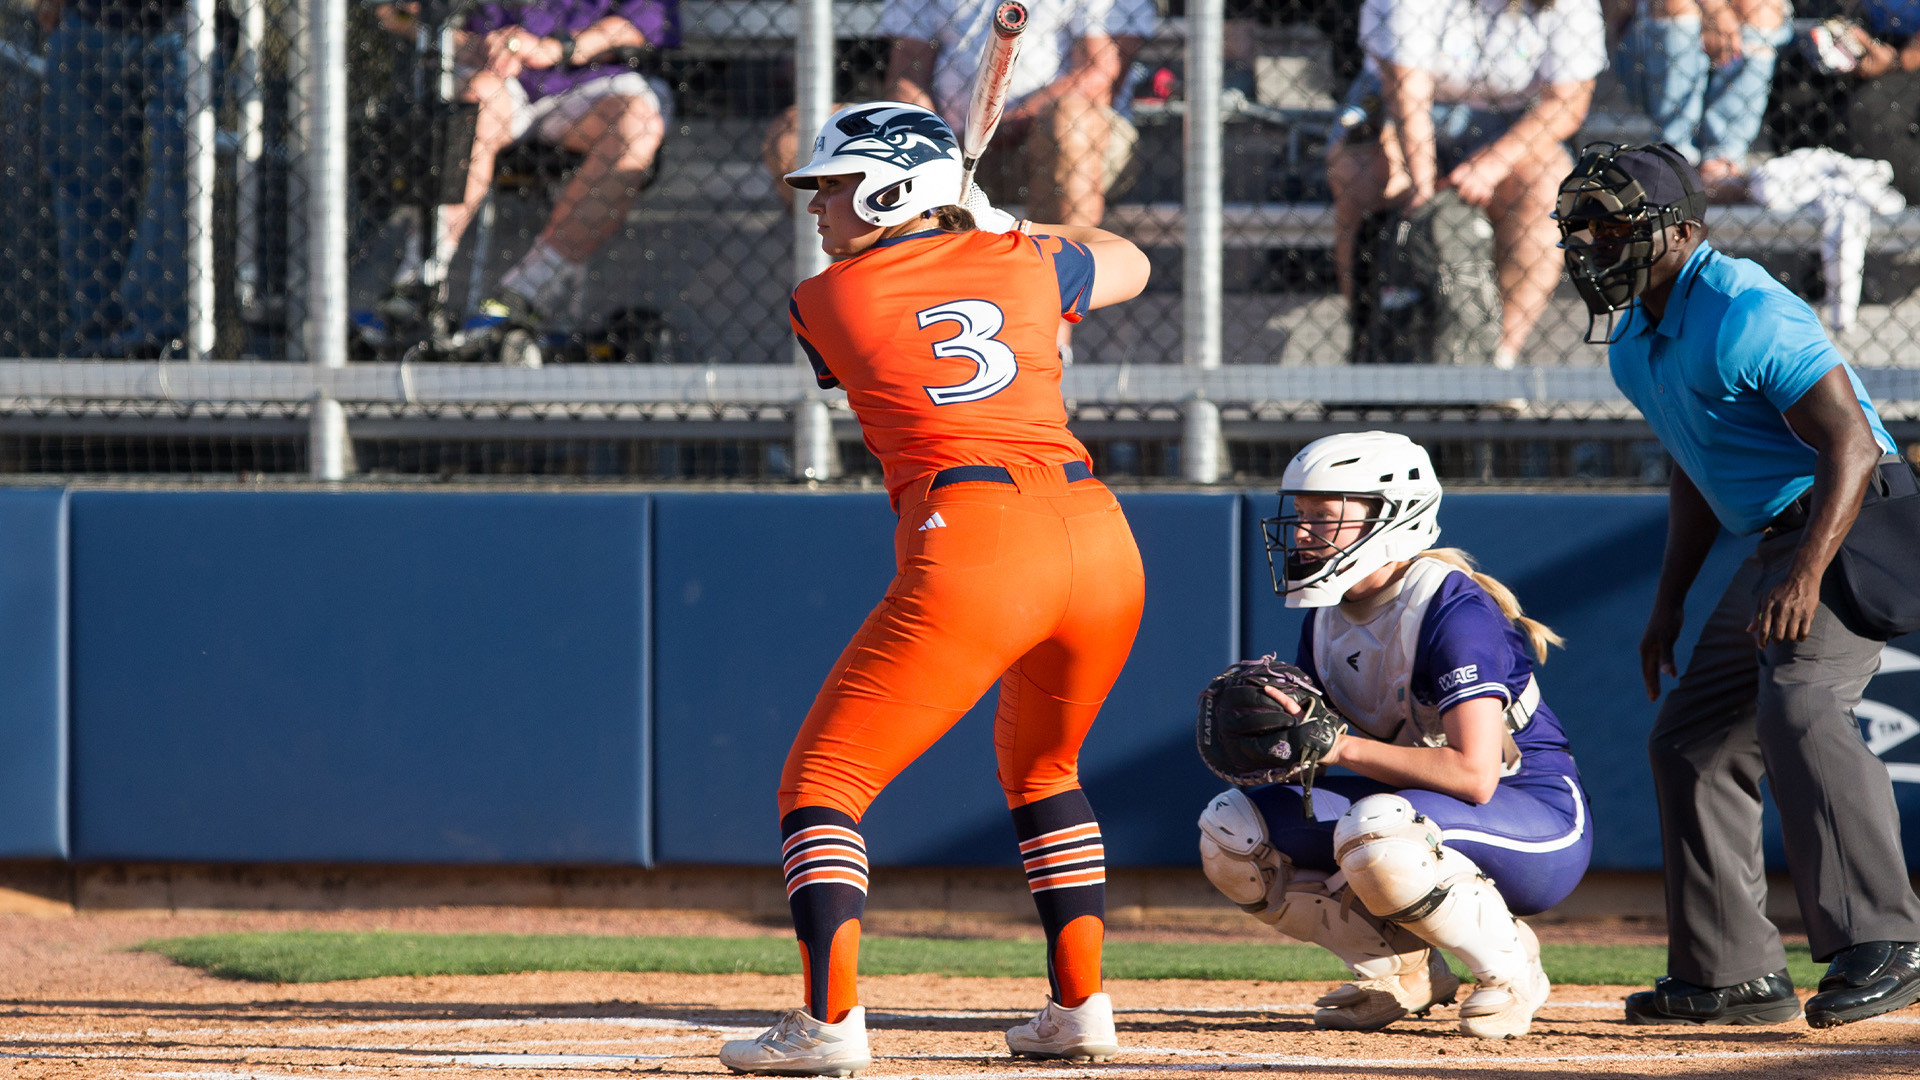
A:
[
  {"xmin": 928, "ymin": 461, "xmax": 1094, "ymax": 490},
  {"xmin": 1763, "ymin": 456, "xmax": 1915, "ymax": 538}
]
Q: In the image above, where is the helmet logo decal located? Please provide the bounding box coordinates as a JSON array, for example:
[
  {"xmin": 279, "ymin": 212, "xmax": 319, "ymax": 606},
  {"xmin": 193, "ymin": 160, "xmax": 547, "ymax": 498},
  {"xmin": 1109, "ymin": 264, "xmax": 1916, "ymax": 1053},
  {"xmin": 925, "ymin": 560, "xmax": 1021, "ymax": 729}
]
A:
[{"xmin": 833, "ymin": 109, "xmax": 956, "ymax": 170}]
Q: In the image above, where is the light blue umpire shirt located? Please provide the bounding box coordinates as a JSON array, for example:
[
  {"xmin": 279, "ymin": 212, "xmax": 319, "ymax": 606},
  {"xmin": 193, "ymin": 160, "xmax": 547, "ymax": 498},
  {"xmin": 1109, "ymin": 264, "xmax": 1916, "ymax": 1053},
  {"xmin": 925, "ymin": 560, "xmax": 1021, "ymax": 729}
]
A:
[{"xmin": 1608, "ymin": 241, "xmax": 1896, "ymax": 536}]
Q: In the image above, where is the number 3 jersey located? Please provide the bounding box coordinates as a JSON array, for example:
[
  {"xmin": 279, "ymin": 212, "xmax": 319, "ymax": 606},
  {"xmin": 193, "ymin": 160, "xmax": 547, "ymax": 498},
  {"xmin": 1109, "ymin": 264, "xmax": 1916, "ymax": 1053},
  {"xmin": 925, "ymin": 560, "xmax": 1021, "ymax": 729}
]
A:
[{"xmin": 788, "ymin": 228, "xmax": 1099, "ymax": 506}]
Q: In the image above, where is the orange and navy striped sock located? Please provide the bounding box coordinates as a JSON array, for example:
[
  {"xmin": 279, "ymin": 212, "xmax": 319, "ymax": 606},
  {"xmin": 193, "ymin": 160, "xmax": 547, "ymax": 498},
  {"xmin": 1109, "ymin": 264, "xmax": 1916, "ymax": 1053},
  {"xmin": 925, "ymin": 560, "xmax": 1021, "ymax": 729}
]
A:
[
  {"xmin": 781, "ymin": 806, "xmax": 868, "ymax": 1023},
  {"xmin": 1013, "ymin": 789, "xmax": 1106, "ymax": 1007}
]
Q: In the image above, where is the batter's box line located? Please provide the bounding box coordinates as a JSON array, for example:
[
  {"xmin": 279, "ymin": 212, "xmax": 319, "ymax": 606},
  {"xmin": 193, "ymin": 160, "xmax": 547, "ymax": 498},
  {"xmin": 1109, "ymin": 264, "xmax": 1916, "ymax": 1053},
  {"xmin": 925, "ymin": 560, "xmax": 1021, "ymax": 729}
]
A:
[{"xmin": 863, "ymin": 1046, "xmax": 1920, "ymax": 1080}]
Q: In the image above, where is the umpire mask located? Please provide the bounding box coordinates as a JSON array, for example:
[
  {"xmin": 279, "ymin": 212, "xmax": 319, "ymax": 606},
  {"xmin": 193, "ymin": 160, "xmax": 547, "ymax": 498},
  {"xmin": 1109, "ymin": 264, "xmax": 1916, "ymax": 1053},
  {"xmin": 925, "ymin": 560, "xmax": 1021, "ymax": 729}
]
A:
[{"xmin": 1554, "ymin": 142, "xmax": 1707, "ymax": 343}]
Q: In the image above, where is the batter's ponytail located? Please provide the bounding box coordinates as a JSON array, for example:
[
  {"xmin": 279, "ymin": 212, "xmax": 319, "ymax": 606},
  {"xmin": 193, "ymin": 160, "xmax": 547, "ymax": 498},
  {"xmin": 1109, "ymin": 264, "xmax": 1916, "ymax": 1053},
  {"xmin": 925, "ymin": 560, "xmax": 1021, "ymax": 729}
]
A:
[
  {"xmin": 1414, "ymin": 548, "xmax": 1565, "ymax": 662},
  {"xmin": 931, "ymin": 205, "xmax": 977, "ymax": 233}
]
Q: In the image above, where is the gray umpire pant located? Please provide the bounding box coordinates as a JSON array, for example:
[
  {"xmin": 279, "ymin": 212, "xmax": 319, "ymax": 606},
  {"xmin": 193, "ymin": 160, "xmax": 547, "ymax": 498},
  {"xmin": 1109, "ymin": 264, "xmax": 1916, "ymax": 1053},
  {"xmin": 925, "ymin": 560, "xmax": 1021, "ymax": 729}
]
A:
[{"xmin": 1650, "ymin": 529, "xmax": 1920, "ymax": 987}]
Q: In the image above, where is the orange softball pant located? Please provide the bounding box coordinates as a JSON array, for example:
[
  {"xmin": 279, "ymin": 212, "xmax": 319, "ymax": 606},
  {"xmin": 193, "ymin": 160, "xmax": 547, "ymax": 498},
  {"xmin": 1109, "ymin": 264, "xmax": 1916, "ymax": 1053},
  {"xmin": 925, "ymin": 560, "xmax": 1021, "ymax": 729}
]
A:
[{"xmin": 778, "ymin": 463, "xmax": 1147, "ymax": 819}]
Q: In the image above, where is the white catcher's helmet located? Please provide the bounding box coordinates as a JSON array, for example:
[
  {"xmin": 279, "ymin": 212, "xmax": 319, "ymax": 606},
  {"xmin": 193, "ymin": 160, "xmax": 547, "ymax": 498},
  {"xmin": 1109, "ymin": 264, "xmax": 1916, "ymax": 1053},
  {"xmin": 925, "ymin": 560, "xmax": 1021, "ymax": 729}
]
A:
[
  {"xmin": 784, "ymin": 102, "xmax": 965, "ymax": 228},
  {"xmin": 1264, "ymin": 432, "xmax": 1442, "ymax": 608}
]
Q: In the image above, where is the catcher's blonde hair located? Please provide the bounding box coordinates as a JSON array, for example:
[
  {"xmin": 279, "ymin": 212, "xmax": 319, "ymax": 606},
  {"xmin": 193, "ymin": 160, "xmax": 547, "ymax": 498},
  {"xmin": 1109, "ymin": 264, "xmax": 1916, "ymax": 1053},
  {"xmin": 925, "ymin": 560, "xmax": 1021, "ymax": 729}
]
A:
[{"xmin": 1414, "ymin": 547, "xmax": 1565, "ymax": 663}]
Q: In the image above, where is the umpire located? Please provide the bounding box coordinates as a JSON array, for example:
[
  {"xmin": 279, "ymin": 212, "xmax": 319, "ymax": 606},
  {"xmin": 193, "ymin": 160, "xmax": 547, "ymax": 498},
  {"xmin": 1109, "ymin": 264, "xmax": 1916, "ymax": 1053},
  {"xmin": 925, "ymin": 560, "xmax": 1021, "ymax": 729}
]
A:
[{"xmin": 1557, "ymin": 142, "xmax": 1920, "ymax": 1028}]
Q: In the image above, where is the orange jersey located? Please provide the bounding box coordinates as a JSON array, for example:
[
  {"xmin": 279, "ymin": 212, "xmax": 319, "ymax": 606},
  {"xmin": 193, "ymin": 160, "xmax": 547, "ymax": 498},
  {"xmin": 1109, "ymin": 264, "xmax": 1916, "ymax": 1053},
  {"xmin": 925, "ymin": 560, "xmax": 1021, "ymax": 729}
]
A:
[{"xmin": 789, "ymin": 228, "xmax": 1098, "ymax": 503}]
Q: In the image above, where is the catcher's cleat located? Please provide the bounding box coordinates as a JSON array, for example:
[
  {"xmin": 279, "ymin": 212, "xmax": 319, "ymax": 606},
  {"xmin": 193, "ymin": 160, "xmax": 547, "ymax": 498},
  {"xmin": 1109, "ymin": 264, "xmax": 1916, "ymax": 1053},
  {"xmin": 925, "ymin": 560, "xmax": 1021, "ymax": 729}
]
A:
[
  {"xmin": 1005, "ymin": 992, "xmax": 1119, "ymax": 1062},
  {"xmin": 1315, "ymin": 948, "xmax": 1461, "ymax": 1032},
  {"xmin": 719, "ymin": 1006, "xmax": 869, "ymax": 1077},
  {"xmin": 1457, "ymin": 920, "xmax": 1552, "ymax": 1039}
]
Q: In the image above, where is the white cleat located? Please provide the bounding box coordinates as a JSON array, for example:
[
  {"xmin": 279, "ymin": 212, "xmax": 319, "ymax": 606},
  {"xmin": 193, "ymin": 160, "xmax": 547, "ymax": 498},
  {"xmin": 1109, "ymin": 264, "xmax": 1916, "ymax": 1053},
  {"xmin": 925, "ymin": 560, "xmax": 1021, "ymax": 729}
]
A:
[
  {"xmin": 1458, "ymin": 922, "xmax": 1552, "ymax": 1039},
  {"xmin": 1315, "ymin": 948, "xmax": 1462, "ymax": 1031},
  {"xmin": 719, "ymin": 1006, "xmax": 870, "ymax": 1077},
  {"xmin": 1005, "ymin": 992, "xmax": 1120, "ymax": 1061}
]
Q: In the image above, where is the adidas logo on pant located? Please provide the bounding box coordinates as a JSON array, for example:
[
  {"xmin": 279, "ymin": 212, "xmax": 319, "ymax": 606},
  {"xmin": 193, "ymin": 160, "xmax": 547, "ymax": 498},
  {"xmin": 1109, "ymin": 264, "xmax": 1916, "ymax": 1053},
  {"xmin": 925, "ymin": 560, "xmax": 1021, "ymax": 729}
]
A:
[{"xmin": 917, "ymin": 512, "xmax": 947, "ymax": 531}]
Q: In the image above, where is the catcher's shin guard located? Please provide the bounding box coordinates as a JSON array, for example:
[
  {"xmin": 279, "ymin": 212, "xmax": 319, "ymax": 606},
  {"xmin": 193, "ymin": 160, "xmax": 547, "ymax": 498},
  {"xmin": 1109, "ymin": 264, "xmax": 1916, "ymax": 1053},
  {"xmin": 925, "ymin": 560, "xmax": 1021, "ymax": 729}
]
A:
[
  {"xmin": 1199, "ymin": 789, "xmax": 1454, "ymax": 1030},
  {"xmin": 1333, "ymin": 794, "xmax": 1550, "ymax": 1038},
  {"xmin": 783, "ymin": 806, "xmax": 870, "ymax": 1024},
  {"xmin": 1013, "ymin": 789, "xmax": 1106, "ymax": 1007}
]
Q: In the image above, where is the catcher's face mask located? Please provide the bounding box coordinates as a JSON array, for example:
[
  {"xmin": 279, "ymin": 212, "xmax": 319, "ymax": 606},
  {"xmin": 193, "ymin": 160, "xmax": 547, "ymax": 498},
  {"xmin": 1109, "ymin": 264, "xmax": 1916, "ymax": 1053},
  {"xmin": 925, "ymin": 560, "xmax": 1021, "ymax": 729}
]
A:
[
  {"xmin": 1554, "ymin": 142, "xmax": 1705, "ymax": 344},
  {"xmin": 1263, "ymin": 493, "xmax": 1391, "ymax": 601}
]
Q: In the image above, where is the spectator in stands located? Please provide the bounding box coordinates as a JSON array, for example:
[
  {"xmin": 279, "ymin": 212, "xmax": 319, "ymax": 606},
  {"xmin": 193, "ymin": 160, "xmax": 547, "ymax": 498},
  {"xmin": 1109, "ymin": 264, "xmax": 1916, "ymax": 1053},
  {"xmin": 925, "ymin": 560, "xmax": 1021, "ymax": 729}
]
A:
[
  {"xmin": 1608, "ymin": 0, "xmax": 1793, "ymax": 190},
  {"xmin": 761, "ymin": 0, "xmax": 1154, "ymax": 361},
  {"xmin": 766, "ymin": 0, "xmax": 1152, "ymax": 227},
  {"xmin": 359, "ymin": 0, "xmax": 678, "ymax": 353},
  {"xmin": 1796, "ymin": 0, "xmax": 1920, "ymax": 200},
  {"xmin": 39, "ymin": 0, "xmax": 191, "ymax": 357},
  {"xmin": 1328, "ymin": 0, "xmax": 1604, "ymax": 368}
]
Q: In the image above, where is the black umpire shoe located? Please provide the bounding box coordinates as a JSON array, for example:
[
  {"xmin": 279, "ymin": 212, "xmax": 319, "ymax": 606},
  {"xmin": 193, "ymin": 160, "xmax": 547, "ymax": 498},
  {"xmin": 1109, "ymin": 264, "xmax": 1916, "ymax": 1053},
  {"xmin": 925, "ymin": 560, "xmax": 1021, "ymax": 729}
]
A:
[
  {"xmin": 1623, "ymin": 970, "xmax": 1802, "ymax": 1025},
  {"xmin": 1804, "ymin": 942, "xmax": 1920, "ymax": 1028}
]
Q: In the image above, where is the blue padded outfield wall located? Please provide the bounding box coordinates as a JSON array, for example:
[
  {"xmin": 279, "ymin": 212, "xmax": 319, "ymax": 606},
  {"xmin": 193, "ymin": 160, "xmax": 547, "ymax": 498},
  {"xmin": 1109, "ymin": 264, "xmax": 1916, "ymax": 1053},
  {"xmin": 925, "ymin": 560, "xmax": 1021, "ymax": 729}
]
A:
[
  {"xmin": 0, "ymin": 486, "xmax": 1911, "ymax": 873},
  {"xmin": 651, "ymin": 493, "xmax": 1240, "ymax": 868},
  {"xmin": 68, "ymin": 492, "xmax": 652, "ymax": 865},
  {"xmin": 0, "ymin": 489, "xmax": 68, "ymax": 859}
]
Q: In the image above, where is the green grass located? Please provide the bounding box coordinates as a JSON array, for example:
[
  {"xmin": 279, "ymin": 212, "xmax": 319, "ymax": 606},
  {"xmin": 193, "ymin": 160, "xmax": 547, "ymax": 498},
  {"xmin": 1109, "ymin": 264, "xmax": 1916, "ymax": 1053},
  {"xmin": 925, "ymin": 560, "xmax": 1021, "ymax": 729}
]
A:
[{"xmin": 136, "ymin": 931, "xmax": 1829, "ymax": 988}]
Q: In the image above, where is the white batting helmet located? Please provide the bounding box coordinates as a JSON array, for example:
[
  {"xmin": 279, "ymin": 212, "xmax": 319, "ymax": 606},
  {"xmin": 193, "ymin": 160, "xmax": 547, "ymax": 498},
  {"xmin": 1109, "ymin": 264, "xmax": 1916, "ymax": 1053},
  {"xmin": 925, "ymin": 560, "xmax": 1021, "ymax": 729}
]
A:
[
  {"xmin": 1263, "ymin": 432, "xmax": 1442, "ymax": 608},
  {"xmin": 784, "ymin": 102, "xmax": 965, "ymax": 228}
]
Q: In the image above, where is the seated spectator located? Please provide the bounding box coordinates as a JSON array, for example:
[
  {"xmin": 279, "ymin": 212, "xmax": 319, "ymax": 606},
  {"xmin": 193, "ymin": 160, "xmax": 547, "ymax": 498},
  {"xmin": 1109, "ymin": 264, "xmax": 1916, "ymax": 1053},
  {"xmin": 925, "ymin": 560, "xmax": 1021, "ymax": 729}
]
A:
[
  {"xmin": 360, "ymin": 0, "xmax": 677, "ymax": 354},
  {"xmin": 40, "ymin": 0, "xmax": 192, "ymax": 358},
  {"xmin": 1609, "ymin": 0, "xmax": 1792, "ymax": 189},
  {"xmin": 1807, "ymin": 1, "xmax": 1920, "ymax": 200},
  {"xmin": 1328, "ymin": 0, "xmax": 1603, "ymax": 368},
  {"xmin": 761, "ymin": 0, "xmax": 1153, "ymax": 360},
  {"xmin": 766, "ymin": 0, "xmax": 1151, "ymax": 226}
]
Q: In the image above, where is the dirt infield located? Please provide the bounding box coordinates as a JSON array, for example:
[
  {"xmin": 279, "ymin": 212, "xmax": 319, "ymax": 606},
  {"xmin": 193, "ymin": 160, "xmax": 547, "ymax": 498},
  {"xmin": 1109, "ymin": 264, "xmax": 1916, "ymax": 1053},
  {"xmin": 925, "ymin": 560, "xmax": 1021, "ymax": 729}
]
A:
[{"xmin": 3, "ymin": 909, "xmax": 1917, "ymax": 1080}]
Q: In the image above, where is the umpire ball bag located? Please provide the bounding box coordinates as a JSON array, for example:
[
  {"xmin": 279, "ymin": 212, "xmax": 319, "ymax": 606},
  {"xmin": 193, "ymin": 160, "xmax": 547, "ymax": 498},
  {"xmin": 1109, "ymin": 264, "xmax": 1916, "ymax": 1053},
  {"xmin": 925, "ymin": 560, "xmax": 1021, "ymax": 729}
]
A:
[
  {"xmin": 1350, "ymin": 190, "xmax": 1502, "ymax": 365},
  {"xmin": 1829, "ymin": 457, "xmax": 1920, "ymax": 640}
]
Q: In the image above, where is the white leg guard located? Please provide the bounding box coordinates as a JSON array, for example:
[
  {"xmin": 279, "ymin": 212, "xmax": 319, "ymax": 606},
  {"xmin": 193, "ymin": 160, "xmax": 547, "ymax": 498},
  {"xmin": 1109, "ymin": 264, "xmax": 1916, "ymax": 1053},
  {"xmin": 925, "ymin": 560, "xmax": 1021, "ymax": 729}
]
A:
[
  {"xmin": 1199, "ymin": 790, "xmax": 1457, "ymax": 1031},
  {"xmin": 1333, "ymin": 794, "xmax": 1550, "ymax": 1038}
]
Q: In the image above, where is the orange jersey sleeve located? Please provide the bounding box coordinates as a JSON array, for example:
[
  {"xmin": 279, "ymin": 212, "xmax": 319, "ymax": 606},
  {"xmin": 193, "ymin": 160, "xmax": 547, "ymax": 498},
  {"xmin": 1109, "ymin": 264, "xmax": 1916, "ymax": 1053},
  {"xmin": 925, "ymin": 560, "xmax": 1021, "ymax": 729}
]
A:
[{"xmin": 788, "ymin": 229, "xmax": 1099, "ymax": 502}]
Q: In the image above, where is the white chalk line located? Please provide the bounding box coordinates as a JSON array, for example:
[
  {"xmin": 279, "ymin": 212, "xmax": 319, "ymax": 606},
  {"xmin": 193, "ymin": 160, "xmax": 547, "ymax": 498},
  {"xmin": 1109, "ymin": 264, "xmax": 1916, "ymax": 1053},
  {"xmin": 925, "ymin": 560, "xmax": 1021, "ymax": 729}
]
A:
[
  {"xmin": 139, "ymin": 1073, "xmax": 377, "ymax": 1080},
  {"xmin": 14, "ymin": 1002, "xmax": 1920, "ymax": 1079},
  {"xmin": 84, "ymin": 1041, "xmax": 1920, "ymax": 1080},
  {"xmin": 866, "ymin": 1047, "xmax": 1920, "ymax": 1080}
]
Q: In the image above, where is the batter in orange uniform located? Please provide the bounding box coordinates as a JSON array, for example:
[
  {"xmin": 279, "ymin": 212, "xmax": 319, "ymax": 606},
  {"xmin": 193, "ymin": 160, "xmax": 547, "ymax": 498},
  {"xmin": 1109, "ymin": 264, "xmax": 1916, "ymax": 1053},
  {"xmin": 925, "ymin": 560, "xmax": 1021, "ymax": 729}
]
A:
[{"xmin": 720, "ymin": 102, "xmax": 1151, "ymax": 1077}]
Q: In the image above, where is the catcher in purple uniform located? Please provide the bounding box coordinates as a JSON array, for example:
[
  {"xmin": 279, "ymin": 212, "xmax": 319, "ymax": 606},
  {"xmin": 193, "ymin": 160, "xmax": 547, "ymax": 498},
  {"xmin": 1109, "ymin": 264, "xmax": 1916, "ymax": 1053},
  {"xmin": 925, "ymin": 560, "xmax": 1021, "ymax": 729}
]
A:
[{"xmin": 1195, "ymin": 430, "xmax": 1591, "ymax": 1039}]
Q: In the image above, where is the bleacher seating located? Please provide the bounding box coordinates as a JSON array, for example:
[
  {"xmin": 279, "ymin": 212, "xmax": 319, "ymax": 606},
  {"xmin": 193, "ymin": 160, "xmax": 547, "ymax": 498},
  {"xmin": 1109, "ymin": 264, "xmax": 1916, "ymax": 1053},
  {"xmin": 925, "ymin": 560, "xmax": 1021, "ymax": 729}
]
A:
[{"xmin": 536, "ymin": 2, "xmax": 1920, "ymax": 368}]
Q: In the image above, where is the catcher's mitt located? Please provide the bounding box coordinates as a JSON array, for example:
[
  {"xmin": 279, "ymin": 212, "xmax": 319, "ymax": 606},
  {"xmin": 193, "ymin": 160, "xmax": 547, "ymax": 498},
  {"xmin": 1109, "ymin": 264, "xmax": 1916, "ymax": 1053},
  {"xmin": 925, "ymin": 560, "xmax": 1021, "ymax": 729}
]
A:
[{"xmin": 1196, "ymin": 655, "xmax": 1345, "ymax": 816}]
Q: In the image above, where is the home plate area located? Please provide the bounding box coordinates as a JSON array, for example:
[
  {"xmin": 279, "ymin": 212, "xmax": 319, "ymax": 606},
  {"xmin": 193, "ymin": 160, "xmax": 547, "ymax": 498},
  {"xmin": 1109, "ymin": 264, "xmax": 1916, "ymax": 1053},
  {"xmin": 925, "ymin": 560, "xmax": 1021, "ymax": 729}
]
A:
[{"xmin": 6, "ymin": 977, "xmax": 1920, "ymax": 1080}]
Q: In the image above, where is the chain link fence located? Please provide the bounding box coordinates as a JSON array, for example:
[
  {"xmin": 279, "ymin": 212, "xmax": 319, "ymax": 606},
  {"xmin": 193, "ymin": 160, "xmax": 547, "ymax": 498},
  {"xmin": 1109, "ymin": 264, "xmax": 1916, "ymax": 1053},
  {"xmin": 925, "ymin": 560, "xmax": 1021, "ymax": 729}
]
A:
[{"xmin": 0, "ymin": 0, "xmax": 1915, "ymax": 481}]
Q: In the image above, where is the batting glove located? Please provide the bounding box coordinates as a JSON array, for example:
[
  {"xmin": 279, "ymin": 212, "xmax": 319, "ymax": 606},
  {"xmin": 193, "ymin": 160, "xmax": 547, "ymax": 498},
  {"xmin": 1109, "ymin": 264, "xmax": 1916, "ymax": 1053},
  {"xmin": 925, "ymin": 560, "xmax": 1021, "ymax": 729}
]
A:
[{"xmin": 963, "ymin": 183, "xmax": 1026, "ymax": 235}]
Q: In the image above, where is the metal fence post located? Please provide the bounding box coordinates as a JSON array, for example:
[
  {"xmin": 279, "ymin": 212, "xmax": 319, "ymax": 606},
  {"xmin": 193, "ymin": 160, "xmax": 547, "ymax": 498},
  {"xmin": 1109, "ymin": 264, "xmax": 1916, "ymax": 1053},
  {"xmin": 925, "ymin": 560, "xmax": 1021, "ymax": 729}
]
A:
[
  {"xmin": 280, "ymin": 0, "xmax": 309, "ymax": 364},
  {"xmin": 233, "ymin": 0, "xmax": 266, "ymax": 329},
  {"xmin": 792, "ymin": 0, "xmax": 832, "ymax": 287},
  {"xmin": 791, "ymin": 0, "xmax": 835, "ymax": 479},
  {"xmin": 305, "ymin": 0, "xmax": 350, "ymax": 477},
  {"xmin": 793, "ymin": 398, "xmax": 836, "ymax": 482},
  {"xmin": 1182, "ymin": 396, "xmax": 1222, "ymax": 484},
  {"xmin": 1182, "ymin": 0, "xmax": 1224, "ymax": 481},
  {"xmin": 184, "ymin": 0, "xmax": 218, "ymax": 358}
]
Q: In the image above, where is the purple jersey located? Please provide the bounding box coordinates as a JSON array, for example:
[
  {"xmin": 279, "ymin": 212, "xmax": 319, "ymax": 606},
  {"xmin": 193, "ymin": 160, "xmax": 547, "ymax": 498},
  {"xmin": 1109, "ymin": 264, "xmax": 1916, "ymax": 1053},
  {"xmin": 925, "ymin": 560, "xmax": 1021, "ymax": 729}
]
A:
[
  {"xmin": 467, "ymin": 0, "xmax": 680, "ymax": 102},
  {"xmin": 1296, "ymin": 570, "xmax": 1576, "ymax": 773}
]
